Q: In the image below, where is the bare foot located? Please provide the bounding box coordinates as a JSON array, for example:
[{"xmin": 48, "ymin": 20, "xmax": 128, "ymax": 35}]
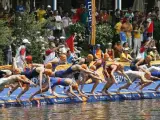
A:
[
  {"xmin": 91, "ymin": 92, "xmax": 97, "ymax": 99},
  {"xmin": 28, "ymin": 96, "xmax": 33, "ymax": 102},
  {"xmin": 16, "ymin": 97, "xmax": 22, "ymax": 104},
  {"xmin": 8, "ymin": 90, "xmax": 12, "ymax": 97},
  {"xmin": 116, "ymin": 89, "xmax": 121, "ymax": 94},
  {"xmin": 102, "ymin": 91, "xmax": 112, "ymax": 96}
]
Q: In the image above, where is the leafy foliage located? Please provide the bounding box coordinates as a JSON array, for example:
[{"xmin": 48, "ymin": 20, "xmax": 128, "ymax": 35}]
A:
[
  {"xmin": 153, "ymin": 20, "xmax": 160, "ymax": 52},
  {"xmin": 0, "ymin": 20, "xmax": 12, "ymax": 65},
  {"xmin": 12, "ymin": 12, "xmax": 47, "ymax": 63},
  {"xmin": 96, "ymin": 23, "xmax": 114, "ymax": 50}
]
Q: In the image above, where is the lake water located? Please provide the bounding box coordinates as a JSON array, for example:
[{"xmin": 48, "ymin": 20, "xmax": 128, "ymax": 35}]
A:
[{"xmin": 0, "ymin": 99, "xmax": 159, "ymax": 120}]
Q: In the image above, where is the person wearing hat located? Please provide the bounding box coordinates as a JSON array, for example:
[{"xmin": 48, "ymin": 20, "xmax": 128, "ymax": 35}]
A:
[
  {"xmin": 45, "ymin": 5, "xmax": 53, "ymax": 19},
  {"xmin": 120, "ymin": 47, "xmax": 133, "ymax": 62},
  {"xmin": 121, "ymin": 16, "xmax": 133, "ymax": 48},
  {"xmin": 15, "ymin": 39, "xmax": 30, "ymax": 71},
  {"xmin": 94, "ymin": 44, "xmax": 104, "ymax": 60}
]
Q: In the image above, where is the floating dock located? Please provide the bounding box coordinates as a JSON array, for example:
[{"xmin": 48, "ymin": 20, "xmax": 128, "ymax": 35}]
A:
[{"xmin": 0, "ymin": 82, "xmax": 159, "ymax": 108}]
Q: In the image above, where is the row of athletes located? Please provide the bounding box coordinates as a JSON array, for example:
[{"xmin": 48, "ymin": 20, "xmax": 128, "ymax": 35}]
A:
[{"xmin": 0, "ymin": 54, "xmax": 160, "ymax": 102}]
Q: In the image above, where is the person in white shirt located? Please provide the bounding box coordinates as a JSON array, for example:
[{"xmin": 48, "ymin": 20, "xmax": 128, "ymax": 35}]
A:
[
  {"xmin": 15, "ymin": 39, "xmax": 30, "ymax": 71},
  {"xmin": 53, "ymin": 11, "xmax": 62, "ymax": 37},
  {"xmin": 62, "ymin": 12, "xmax": 72, "ymax": 28}
]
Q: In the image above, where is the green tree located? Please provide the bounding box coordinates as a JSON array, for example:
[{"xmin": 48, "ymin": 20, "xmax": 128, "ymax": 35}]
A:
[
  {"xmin": 12, "ymin": 12, "xmax": 47, "ymax": 63},
  {"xmin": 0, "ymin": 20, "xmax": 12, "ymax": 65},
  {"xmin": 96, "ymin": 23, "xmax": 114, "ymax": 50}
]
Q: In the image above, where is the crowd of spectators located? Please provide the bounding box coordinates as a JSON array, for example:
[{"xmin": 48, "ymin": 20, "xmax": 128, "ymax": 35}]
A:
[{"xmin": 0, "ymin": 2, "xmax": 160, "ymax": 64}]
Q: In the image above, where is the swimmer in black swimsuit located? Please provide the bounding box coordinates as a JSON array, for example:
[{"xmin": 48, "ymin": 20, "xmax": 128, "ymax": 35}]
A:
[
  {"xmin": 130, "ymin": 55, "xmax": 152, "ymax": 71},
  {"xmin": 9, "ymin": 58, "xmax": 53, "ymax": 101}
]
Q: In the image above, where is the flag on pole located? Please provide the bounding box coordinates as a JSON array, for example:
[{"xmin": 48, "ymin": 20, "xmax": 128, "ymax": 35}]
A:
[{"xmin": 66, "ymin": 35, "xmax": 75, "ymax": 53}]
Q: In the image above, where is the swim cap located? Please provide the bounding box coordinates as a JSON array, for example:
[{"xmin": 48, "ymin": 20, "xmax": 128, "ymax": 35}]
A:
[
  {"xmin": 144, "ymin": 73, "xmax": 151, "ymax": 80},
  {"xmin": 44, "ymin": 69, "xmax": 52, "ymax": 76},
  {"xmin": 146, "ymin": 55, "xmax": 152, "ymax": 61},
  {"xmin": 45, "ymin": 63, "xmax": 52, "ymax": 69},
  {"xmin": 59, "ymin": 54, "xmax": 67, "ymax": 62},
  {"xmin": 90, "ymin": 65, "xmax": 96, "ymax": 71},
  {"xmin": 26, "ymin": 55, "xmax": 32, "ymax": 62},
  {"xmin": 87, "ymin": 54, "xmax": 93, "ymax": 61},
  {"xmin": 81, "ymin": 64, "xmax": 88, "ymax": 69},
  {"xmin": 72, "ymin": 83, "xmax": 79, "ymax": 90}
]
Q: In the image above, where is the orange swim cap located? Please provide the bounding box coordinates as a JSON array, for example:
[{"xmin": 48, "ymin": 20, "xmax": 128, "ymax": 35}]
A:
[
  {"xmin": 87, "ymin": 54, "xmax": 93, "ymax": 61},
  {"xmin": 60, "ymin": 54, "xmax": 67, "ymax": 62},
  {"xmin": 72, "ymin": 83, "xmax": 79, "ymax": 90},
  {"xmin": 26, "ymin": 55, "xmax": 32, "ymax": 62},
  {"xmin": 45, "ymin": 63, "xmax": 52, "ymax": 69},
  {"xmin": 144, "ymin": 73, "xmax": 151, "ymax": 80},
  {"xmin": 90, "ymin": 65, "xmax": 96, "ymax": 71},
  {"xmin": 44, "ymin": 69, "xmax": 52, "ymax": 76},
  {"xmin": 81, "ymin": 64, "xmax": 88, "ymax": 69}
]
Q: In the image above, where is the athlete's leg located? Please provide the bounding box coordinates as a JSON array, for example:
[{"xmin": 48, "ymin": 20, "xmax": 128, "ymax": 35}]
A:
[
  {"xmin": 117, "ymin": 83, "xmax": 132, "ymax": 93},
  {"xmin": 8, "ymin": 84, "xmax": 19, "ymax": 96},
  {"xmin": 91, "ymin": 80, "xmax": 100, "ymax": 94},
  {"xmin": 101, "ymin": 78, "xmax": 113, "ymax": 95},
  {"xmin": 155, "ymin": 84, "xmax": 160, "ymax": 91},
  {"xmin": 16, "ymin": 84, "xmax": 30, "ymax": 101},
  {"xmin": 148, "ymin": 66, "xmax": 160, "ymax": 72},
  {"xmin": 29, "ymin": 83, "xmax": 49, "ymax": 101}
]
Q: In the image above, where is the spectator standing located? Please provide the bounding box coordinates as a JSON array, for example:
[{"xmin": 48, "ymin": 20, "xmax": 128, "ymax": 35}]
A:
[
  {"xmin": 94, "ymin": 44, "xmax": 104, "ymax": 59},
  {"xmin": 16, "ymin": 1, "xmax": 25, "ymax": 13},
  {"xmin": 62, "ymin": 12, "xmax": 71, "ymax": 28},
  {"xmin": 146, "ymin": 18, "xmax": 154, "ymax": 39},
  {"xmin": 76, "ymin": 4, "xmax": 85, "ymax": 22},
  {"xmin": 115, "ymin": 9, "xmax": 121, "ymax": 23},
  {"xmin": 45, "ymin": 5, "xmax": 53, "ymax": 19},
  {"xmin": 122, "ymin": 16, "xmax": 133, "ymax": 48},
  {"xmin": 80, "ymin": 7, "xmax": 88, "ymax": 26},
  {"xmin": 125, "ymin": 8, "xmax": 134, "ymax": 23},
  {"xmin": 133, "ymin": 24, "xmax": 141, "ymax": 57},
  {"xmin": 114, "ymin": 18, "xmax": 123, "ymax": 35},
  {"xmin": 53, "ymin": 10, "xmax": 62, "ymax": 37},
  {"xmin": 37, "ymin": 5, "xmax": 46, "ymax": 22},
  {"xmin": 120, "ymin": 26, "xmax": 127, "ymax": 45},
  {"xmin": 15, "ymin": 39, "xmax": 30, "ymax": 71}
]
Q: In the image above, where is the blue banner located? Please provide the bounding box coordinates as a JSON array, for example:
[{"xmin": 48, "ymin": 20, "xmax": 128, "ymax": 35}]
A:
[{"xmin": 85, "ymin": 0, "xmax": 92, "ymax": 31}]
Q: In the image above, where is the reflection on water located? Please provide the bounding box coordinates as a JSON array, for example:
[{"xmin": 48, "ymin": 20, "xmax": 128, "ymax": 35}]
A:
[{"xmin": 0, "ymin": 99, "xmax": 160, "ymax": 120}]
